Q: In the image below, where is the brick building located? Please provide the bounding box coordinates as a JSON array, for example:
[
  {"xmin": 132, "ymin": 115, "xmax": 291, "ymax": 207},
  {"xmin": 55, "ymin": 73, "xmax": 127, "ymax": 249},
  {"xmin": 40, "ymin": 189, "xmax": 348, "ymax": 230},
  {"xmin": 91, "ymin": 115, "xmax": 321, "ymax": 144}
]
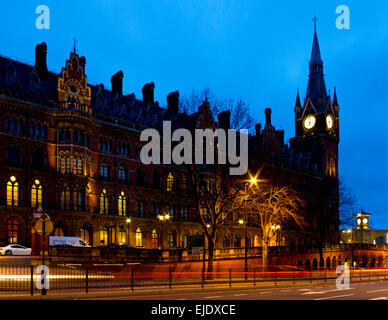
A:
[{"xmin": 0, "ymin": 24, "xmax": 340, "ymax": 253}]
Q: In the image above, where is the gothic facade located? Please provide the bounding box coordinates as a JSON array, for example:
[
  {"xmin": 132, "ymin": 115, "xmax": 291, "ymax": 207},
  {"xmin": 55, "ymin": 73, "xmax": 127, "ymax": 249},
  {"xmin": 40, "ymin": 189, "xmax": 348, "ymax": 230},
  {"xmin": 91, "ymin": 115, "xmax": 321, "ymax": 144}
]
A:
[{"xmin": 0, "ymin": 25, "xmax": 340, "ymax": 253}]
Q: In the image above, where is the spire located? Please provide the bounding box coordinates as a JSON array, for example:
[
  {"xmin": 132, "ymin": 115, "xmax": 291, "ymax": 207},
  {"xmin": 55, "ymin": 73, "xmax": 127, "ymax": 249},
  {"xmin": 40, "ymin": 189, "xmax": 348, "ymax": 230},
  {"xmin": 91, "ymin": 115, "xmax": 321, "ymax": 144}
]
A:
[
  {"xmin": 311, "ymin": 17, "xmax": 322, "ymax": 63},
  {"xmin": 305, "ymin": 17, "xmax": 327, "ymax": 111},
  {"xmin": 295, "ymin": 88, "xmax": 301, "ymax": 108},
  {"xmin": 333, "ymin": 87, "xmax": 339, "ymax": 106}
]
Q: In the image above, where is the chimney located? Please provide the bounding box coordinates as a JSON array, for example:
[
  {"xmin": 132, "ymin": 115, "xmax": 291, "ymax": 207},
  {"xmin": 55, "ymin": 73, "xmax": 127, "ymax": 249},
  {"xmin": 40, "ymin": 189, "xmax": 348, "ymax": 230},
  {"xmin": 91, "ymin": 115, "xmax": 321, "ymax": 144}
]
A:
[
  {"xmin": 264, "ymin": 108, "xmax": 272, "ymax": 128},
  {"xmin": 218, "ymin": 110, "xmax": 231, "ymax": 130},
  {"xmin": 255, "ymin": 123, "xmax": 261, "ymax": 136},
  {"xmin": 35, "ymin": 42, "xmax": 48, "ymax": 79},
  {"xmin": 79, "ymin": 56, "xmax": 86, "ymax": 73},
  {"xmin": 142, "ymin": 82, "xmax": 155, "ymax": 105},
  {"xmin": 275, "ymin": 130, "xmax": 285, "ymax": 146},
  {"xmin": 111, "ymin": 70, "xmax": 124, "ymax": 96},
  {"xmin": 167, "ymin": 91, "xmax": 179, "ymax": 115}
]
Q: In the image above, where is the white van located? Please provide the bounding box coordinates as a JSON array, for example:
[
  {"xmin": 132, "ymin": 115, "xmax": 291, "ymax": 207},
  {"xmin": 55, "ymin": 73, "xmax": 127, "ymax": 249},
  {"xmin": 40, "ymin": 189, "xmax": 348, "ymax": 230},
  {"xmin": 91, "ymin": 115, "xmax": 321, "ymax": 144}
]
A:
[{"xmin": 49, "ymin": 236, "xmax": 90, "ymax": 247}]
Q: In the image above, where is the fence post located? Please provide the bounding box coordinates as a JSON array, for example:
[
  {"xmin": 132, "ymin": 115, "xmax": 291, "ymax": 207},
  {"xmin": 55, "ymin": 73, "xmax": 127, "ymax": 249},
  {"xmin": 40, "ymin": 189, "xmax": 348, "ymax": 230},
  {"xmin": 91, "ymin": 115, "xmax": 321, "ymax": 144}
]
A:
[
  {"xmin": 169, "ymin": 266, "xmax": 172, "ymax": 291},
  {"xmin": 201, "ymin": 267, "xmax": 205, "ymax": 289},
  {"xmin": 30, "ymin": 265, "xmax": 34, "ymax": 296},
  {"xmin": 324, "ymin": 268, "xmax": 326, "ymax": 283},
  {"xmin": 85, "ymin": 266, "xmax": 89, "ymax": 294},
  {"xmin": 229, "ymin": 268, "xmax": 232, "ymax": 288},
  {"xmin": 310, "ymin": 270, "xmax": 312, "ymax": 284},
  {"xmin": 131, "ymin": 266, "xmax": 134, "ymax": 292}
]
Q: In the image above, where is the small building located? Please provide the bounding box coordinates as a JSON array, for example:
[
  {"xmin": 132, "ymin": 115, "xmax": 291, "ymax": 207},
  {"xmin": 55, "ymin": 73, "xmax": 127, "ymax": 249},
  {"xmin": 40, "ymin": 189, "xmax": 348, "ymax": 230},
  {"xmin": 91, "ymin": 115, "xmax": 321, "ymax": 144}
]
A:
[{"xmin": 341, "ymin": 210, "xmax": 388, "ymax": 245}]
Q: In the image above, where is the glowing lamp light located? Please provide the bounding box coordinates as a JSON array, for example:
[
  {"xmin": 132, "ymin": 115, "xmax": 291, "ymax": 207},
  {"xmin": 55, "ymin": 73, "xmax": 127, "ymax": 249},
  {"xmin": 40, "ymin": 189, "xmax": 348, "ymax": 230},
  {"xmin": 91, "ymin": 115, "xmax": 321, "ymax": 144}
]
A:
[
  {"xmin": 10, "ymin": 176, "xmax": 16, "ymax": 182},
  {"xmin": 238, "ymin": 219, "xmax": 244, "ymax": 225},
  {"xmin": 362, "ymin": 218, "xmax": 368, "ymax": 224},
  {"xmin": 34, "ymin": 179, "xmax": 40, "ymax": 185},
  {"xmin": 126, "ymin": 218, "xmax": 131, "ymax": 223}
]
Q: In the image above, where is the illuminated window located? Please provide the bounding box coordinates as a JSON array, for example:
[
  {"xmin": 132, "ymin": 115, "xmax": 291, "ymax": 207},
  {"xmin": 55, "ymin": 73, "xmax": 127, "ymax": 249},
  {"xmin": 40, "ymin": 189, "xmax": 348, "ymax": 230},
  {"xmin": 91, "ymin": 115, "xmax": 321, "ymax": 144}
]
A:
[
  {"xmin": 54, "ymin": 226, "xmax": 65, "ymax": 236},
  {"xmin": 60, "ymin": 155, "xmax": 71, "ymax": 173},
  {"xmin": 167, "ymin": 231, "xmax": 174, "ymax": 248},
  {"xmin": 7, "ymin": 220, "xmax": 18, "ymax": 244},
  {"xmin": 181, "ymin": 207, "xmax": 188, "ymax": 221},
  {"xmin": 100, "ymin": 229, "xmax": 108, "ymax": 246},
  {"xmin": 31, "ymin": 179, "xmax": 42, "ymax": 208},
  {"xmin": 73, "ymin": 157, "xmax": 83, "ymax": 175},
  {"xmin": 152, "ymin": 229, "xmax": 159, "ymax": 249},
  {"xmin": 99, "ymin": 189, "xmax": 109, "ymax": 214},
  {"xmin": 80, "ymin": 227, "xmax": 90, "ymax": 245},
  {"xmin": 167, "ymin": 172, "xmax": 175, "ymax": 192},
  {"xmin": 118, "ymin": 192, "xmax": 126, "ymax": 216},
  {"xmin": 135, "ymin": 228, "xmax": 143, "ymax": 247},
  {"xmin": 7, "ymin": 176, "xmax": 19, "ymax": 206}
]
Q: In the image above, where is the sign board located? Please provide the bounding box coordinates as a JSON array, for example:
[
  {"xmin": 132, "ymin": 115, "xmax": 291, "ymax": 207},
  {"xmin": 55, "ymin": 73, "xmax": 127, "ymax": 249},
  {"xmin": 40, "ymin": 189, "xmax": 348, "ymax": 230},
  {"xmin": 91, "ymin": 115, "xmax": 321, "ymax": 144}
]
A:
[
  {"xmin": 35, "ymin": 219, "xmax": 54, "ymax": 236},
  {"xmin": 191, "ymin": 246, "xmax": 204, "ymax": 255},
  {"xmin": 33, "ymin": 212, "xmax": 50, "ymax": 220}
]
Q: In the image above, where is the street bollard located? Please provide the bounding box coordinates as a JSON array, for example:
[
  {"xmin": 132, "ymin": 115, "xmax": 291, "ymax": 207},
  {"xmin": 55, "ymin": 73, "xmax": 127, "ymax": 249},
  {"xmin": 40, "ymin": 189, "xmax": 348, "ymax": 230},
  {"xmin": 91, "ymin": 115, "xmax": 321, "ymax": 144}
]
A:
[
  {"xmin": 253, "ymin": 269, "xmax": 256, "ymax": 287},
  {"xmin": 85, "ymin": 266, "xmax": 89, "ymax": 294},
  {"xmin": 30, "ymin": 265, "xmax": 34, "ymax": 296},
  {"xmin": 324, "ymin": 268, "xmax": 326, "ymax": 283},
  {"xmin": 201, "ymin": 267, "xmax": 205, "ymax": 289},
  {"xmin": 131, "ymin": 266, "xmax": 134, "ymax": 292},
  {"xmin": 169, "ymin": 266, "xmax": 172, "ymax": 291},
  {"xmin": 229, "ymin": 268, "xmax": 232, "ymax": 288},
  {"xmin": 310, "ymin": 270, "xmax": 312, "ymax": 284}
]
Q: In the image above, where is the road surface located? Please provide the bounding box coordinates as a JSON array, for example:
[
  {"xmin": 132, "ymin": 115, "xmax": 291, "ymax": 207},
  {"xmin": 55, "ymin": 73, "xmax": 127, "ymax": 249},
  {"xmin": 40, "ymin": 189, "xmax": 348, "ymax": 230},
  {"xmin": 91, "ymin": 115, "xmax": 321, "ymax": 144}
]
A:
[{"xmin": 83, "ymin": 280, "xmax": 388, "ymax": 300}]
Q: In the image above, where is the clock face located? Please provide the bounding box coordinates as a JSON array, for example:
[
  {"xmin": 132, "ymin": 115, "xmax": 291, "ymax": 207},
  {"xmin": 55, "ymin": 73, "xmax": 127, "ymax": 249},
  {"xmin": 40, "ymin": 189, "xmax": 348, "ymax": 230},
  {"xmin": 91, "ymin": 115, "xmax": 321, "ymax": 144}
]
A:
[
  {"xmin": 326, "ymin": 114, "xmax": 334, "ymax": 129},
  {"xmin": 303, "ymin": 115, "xmax": 316, "ymax": 130}
]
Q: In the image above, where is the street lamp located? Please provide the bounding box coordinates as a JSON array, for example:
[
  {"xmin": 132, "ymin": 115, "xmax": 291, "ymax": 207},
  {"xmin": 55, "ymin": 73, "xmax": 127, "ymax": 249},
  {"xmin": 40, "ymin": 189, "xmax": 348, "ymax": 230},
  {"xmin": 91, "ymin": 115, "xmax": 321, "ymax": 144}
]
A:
[
  {"xmin": 126, "ymin": 218, "xmax": 131, "ymax": 245},
  {"xmin": 157, "ymin": 213, "xmax": 171, "ymax": 249},
  {"xmin": 239, "ymin": 218, "xmax": 248, "ymax": 279}
]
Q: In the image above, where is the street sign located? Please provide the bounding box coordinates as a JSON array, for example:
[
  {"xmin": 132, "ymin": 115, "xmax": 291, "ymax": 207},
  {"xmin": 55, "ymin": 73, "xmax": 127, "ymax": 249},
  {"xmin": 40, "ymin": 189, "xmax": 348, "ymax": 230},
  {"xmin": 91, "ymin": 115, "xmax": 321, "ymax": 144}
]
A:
[
  {"xmin": 35, "ymin": 219, "xmax": 54, "ymax": 236},
  {"xmin": 191, "ymin": 246, "xmax": 204, "ymax": 255}
]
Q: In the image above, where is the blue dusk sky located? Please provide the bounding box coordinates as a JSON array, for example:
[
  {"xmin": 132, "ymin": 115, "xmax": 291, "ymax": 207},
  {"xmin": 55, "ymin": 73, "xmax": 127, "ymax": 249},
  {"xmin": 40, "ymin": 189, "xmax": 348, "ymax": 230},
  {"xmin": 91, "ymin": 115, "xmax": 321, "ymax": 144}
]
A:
[{"xmin": 0, "ymin": 1, "xmax": 387, "ymax": 227}]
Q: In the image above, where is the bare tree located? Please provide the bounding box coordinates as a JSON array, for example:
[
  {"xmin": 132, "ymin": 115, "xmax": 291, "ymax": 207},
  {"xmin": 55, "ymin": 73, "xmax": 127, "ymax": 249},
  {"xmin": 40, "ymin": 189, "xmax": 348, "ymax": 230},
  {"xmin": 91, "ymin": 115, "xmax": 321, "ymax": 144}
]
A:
[
  {"xmin": 239, "ymin": 183, "xmax": 306, "ymax": 270},
  {"xmin": 179, "ymin": 87, "xmax": 255, "ymax": 131},
  {"xmin": 188, "ymin": 167, "xmax": 245, "ymax": 274},
  {"xmin": 339, "ymin": 176, "xmax": 357, "ymax": 228}
]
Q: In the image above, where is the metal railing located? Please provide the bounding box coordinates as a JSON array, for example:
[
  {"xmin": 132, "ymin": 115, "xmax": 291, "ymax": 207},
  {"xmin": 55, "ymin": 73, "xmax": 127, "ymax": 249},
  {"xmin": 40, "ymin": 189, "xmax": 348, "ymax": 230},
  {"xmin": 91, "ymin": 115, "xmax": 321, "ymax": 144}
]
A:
[{"xmin": 0, "ymin": 264, "xmax": 387, "ymax": 296}]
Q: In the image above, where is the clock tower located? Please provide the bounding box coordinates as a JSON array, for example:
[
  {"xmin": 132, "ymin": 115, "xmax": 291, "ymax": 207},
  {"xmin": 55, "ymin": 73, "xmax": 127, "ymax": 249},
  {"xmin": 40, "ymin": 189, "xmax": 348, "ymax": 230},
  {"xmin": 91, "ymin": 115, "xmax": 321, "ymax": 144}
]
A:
[{"xmin": 290, "ymin": 21, "xmax": 340, "ymax": 177}]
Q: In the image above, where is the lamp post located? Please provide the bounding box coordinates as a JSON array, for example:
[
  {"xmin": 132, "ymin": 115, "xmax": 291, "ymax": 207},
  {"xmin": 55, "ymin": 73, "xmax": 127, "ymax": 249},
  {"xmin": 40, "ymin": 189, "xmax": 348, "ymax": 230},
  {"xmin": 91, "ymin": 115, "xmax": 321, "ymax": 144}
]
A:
[
  {"xmin": 239, "ymin": 218, "xmax": 248, "ymax": 279},
  {"xmin": 126, "ymin": 218, "xmax": 131, "ymax": 245},
  {"xmin": 239, "ymin": 176, "xmax": 258, "ymax": 279},
  {"xmin": 157, "ymin": 213, "xmax": 171, "ymax": 250}
]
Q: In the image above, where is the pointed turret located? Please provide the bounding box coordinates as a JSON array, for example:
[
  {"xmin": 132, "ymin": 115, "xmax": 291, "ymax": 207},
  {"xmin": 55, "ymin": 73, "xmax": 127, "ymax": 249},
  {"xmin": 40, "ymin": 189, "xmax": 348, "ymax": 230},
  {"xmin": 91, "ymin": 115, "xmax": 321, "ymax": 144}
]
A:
[
  {"xmin": 294, "ymin": 88, "xmax": 302, "ymax": 121},
  {"xmin": 305, "ymin": 20, "xmax": 327, "ymax": 111},
  {"xmin": 333, "ymin": 87, "xmax": 339, "ymax": 106}
]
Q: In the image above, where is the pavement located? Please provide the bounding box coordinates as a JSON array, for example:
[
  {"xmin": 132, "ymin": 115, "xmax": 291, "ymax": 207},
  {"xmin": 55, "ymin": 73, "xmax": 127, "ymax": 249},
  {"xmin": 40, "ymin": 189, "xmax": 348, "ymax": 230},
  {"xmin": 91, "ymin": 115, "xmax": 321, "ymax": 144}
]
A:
[{"xmin": 81, "ymin": 280, "xmax": 388, "ymax": 300}]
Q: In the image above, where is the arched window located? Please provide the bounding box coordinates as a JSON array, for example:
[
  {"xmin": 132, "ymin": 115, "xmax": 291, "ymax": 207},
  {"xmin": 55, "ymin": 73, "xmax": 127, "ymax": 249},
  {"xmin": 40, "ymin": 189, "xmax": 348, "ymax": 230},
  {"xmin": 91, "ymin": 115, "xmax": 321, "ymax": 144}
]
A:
[
  {"xmin": 54, "ymin": 224, "xmax": 65, "ymax": 236},
  {"xmin": 135, "ymin": 228, "xmax": 143, "ymax": 247},
  {"xmin": 100, "ymin": 162, "xmax": 110, "ymax": 180},
  {"xmin": 118, "ymin": 192, "xmax": 126, "ymax": 216},
  {"xmin": 6, "ymin": 145, "xmax": 22, "ymax": 167},
  {"xmin": 60, "ymin": 187, "xmax": 71, "ymax": 210},
  {"xmin": 167, "ymin": 231, "xmax": 175, "ymax": 248},
  {"xmin": 118, "ymin": 166, "xmax": 127, "ymax": 183},
  {"xmin": 152, "ymin": 172, "xmax": 160, "ymax": 189},
  {"xmin": 31, "ymin": 149, "xmax": 45, "ymax": 171},
  {"xmin": 222, "ymin": 235, "xmax": 229, "ymax": 248},
  {"xmin": 7, "ymin": 220, "xmax": 18, "ymax": 244},
  {"xmin": 31, "ymin": 179, "xmax": 42, "ymax": 208},
  {"xmin": 254, "ymin": 235, "xmax": 260, "ymax": 247},
  {"xmin": 80, "ymin": 226, "xmax": 90, "ymax": 245},
  {"xmin": 152, "ymin": 229, "xmax": 159, "ymax": 249},
  {"xmin": 60, "ymin": 154, "xmax": 71, "ymax": 173},
  {"xmin": 73, "ymin": 156, "xmax": 83, "ymax": 175},
  {"xmin": 73, "ymin": 189, "xmax": 85, "ymax": 210},
  {"xmin": 182, "ymin": 232, "xmax": 189, "ymax": 248},
  {"xmin": 99, "ymin": 189, "xmax": 109, "ymax": 214},
  {"xmin": 136, "ymin": 169, "xmax": 145, "ymax": 186},
  {"xmin": 167, "ymin": 172, "xmax": 175, "ymax": 192},
  {"xmin": 7, "ymin": 176, "xmax": 19, "ymax": 206},
  {"xmin": 137, "ymin": 201, "xmax": 145, "ymax": 217}
]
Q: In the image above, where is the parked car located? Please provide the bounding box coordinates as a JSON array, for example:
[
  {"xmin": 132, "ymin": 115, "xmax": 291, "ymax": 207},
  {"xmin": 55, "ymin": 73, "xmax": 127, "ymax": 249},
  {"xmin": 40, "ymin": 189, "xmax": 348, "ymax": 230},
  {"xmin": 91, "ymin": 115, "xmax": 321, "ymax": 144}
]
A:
[{"xmin": 0, "ymin": 244, "xmax": 32, "ymax": 256}]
